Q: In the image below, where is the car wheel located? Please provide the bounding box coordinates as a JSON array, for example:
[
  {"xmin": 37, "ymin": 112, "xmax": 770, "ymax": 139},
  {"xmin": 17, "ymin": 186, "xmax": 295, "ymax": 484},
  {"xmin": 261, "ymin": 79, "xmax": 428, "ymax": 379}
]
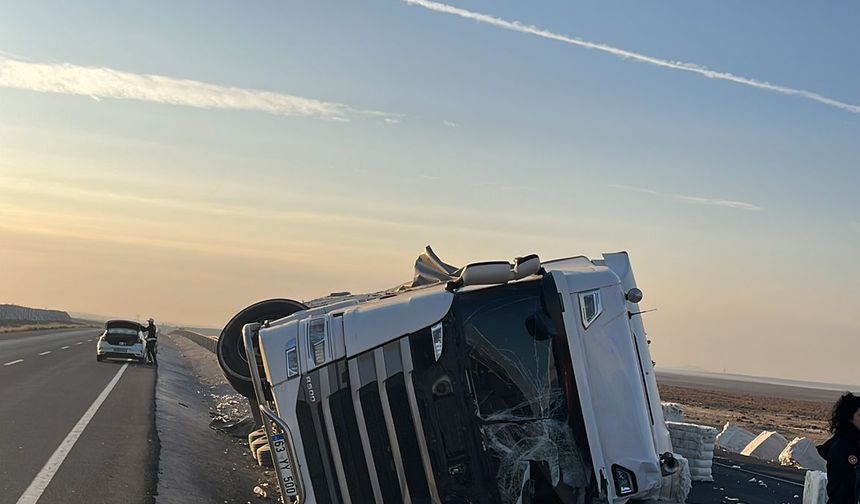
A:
[
  {"xmin": 96, "ymin": 355, "xmax": 104, "ymax": 362},
  {"xmin": 217, "ymin": 298, "xmax": 307, "ymax": 399}
]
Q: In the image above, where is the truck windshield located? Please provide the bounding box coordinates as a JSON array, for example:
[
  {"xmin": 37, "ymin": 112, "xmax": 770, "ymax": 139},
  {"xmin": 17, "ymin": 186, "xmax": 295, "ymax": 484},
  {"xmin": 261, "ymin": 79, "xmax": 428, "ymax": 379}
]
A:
[
  {"xmin": 461, "ymin": 287, "xmax": 558, "ymax": 421},
  {"xmin": 455, "ymin": 280, "xmax": 592, "ymax": 502}
]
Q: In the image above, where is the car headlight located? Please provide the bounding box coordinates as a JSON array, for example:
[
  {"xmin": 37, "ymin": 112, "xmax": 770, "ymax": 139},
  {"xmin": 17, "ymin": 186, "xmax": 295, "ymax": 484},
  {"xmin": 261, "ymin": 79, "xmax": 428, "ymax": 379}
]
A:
[{"xmin": 612, "ymin": 465, "xmax": 637, "ymax": 496}]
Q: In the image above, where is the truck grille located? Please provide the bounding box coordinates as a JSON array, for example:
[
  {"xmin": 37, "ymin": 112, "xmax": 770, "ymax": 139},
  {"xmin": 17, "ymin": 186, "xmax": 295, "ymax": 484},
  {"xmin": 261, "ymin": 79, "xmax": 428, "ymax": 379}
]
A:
[{"xmin": 296, "ymin": 338, "xmax": 439, "ymax": 504}]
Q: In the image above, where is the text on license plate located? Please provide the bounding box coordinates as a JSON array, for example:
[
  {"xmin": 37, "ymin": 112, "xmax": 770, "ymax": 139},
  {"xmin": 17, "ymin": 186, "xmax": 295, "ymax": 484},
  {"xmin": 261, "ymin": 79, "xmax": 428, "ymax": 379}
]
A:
[{"xmin": 271, "ymin": 433, "xmax": 298, "ymax": 498}]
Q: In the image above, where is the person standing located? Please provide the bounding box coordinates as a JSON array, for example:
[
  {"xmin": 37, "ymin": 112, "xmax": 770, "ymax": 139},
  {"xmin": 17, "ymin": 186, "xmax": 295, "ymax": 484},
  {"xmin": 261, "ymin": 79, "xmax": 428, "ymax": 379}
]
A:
[
  {"xmin": 143, "ymin": 318, "xmax": 157, "ymax": 365},
  {"xmin": 818, "ymin": 392, "xmax": 860, "ymax": 504}
]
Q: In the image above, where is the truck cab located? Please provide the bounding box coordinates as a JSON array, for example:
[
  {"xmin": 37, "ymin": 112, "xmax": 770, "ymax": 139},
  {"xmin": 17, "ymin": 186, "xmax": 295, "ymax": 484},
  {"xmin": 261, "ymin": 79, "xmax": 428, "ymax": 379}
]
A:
[{"xmin": 218, "ymin": 249, "xmax": 676, "ymax": 504}]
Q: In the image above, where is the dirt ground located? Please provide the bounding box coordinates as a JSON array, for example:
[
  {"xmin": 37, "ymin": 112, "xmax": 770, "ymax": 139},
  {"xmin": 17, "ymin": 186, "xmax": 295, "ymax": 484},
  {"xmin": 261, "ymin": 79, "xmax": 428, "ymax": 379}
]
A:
[
  {"xmin": 0, "ymin": 321, "xmax": 88, "ymax": 333},
  {"xmin": 658, "ymin": 383, "xmax": 832, "ymax": 443}
]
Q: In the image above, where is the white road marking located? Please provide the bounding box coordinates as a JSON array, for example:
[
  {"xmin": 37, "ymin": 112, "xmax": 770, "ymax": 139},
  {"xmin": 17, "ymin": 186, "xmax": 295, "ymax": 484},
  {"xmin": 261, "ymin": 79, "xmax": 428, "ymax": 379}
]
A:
[
  {"xmin": 86, "ymin": 339, "xmax": 92, "ymax": 342},
  {"xmin": 61, "ymin": 346, "xmax": 70, "ymax": 350},
  {"xmin": 75, "ymin": 342, "xmax": 83, "ymax": 345},
  {"xmin": 39, "ymin": 351, "xmax": 52, "ymax": 356},
  {"xmin": 15, "ymin": 363, "xmax": 129, "ymax": 504},
  {"xmin": 4, "ymin": 359, "xmax": 24, "ymax": 366}
]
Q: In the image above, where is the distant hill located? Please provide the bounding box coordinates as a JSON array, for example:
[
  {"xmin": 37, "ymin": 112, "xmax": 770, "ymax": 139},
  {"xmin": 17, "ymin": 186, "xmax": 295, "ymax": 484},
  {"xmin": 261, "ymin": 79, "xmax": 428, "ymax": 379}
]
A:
[
  {"xmin": 69, "ymin": 312, "xmax": 219, "ymax": 332},
  {"xmin": 0, "ymin": 304, "xmax": 71, "ymax": 323},
  {"xmin": 68, "ymin": 311, "xmax": 138, "ymax": 323}
]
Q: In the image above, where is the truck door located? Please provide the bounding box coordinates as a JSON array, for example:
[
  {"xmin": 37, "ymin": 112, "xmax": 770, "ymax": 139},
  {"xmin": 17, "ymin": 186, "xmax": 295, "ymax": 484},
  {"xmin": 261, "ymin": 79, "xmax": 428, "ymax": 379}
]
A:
[{"xmin": 550, "ymin": 270, "xmax": 662, "ymax": 501}]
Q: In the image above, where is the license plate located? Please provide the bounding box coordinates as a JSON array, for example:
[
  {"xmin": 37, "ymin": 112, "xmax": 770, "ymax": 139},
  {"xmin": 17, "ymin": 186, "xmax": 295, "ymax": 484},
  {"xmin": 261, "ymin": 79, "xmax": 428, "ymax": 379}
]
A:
[
  {"xmin": 270, "ymin": 433, "xmax": 299, "ymax": 499},
  {"xmin": 114, "ymin": 348, "xmax": 127, "ymax": 352}
]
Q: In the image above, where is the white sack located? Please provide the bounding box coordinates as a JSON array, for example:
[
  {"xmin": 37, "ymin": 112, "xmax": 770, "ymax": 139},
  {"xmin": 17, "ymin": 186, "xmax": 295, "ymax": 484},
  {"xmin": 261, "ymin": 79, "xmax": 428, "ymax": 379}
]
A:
[
  {"xmin": 741, "ymin": 431, "xmax": 789, "ymax": 462},
  {"xmin": 802, "ymin": 470, "xmax": 827, "ymax": 504},
  {"xmin": 662, "ymin": 402, "xmax": 686, "ymax": 423},
  {"xmin": 687, "ymin": 459, "xmax": 714, "ymax": 469},
  {"xmin": 716, "ymin": 422, "xmax": 757, "ymax": 454},
  {"xmin": 780, "ymin": 437, "xmax": 826, "ymax": 472},
  {"xmin": 666, "ymin": 422, "xmax": 717, "ymax": 482},
  {"xmin": 657, "ymin": 454, "xmax": 692, "ymax": 503},
  {"xmin": 671, "ymin": 438, "xmax": 715, "ymax": 453},
  {"xmin": 688, "ymin": 467, "xmax": 713, "ymax": 482}
]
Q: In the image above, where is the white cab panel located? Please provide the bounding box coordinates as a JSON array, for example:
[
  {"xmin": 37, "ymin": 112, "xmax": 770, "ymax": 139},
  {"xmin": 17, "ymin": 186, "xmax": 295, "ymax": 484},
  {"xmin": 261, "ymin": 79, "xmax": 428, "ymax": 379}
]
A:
[{"xmin": 341, "ymin": 286, "xmax": 453, "ymax": 357}]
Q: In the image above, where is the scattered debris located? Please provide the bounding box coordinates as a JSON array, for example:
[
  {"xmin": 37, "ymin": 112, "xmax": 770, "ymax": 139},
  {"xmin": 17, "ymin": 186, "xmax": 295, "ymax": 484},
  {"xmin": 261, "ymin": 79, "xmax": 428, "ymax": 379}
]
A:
[{"xmin": 208, "ymin": 392, "xmax": 257, "ymax": 438}]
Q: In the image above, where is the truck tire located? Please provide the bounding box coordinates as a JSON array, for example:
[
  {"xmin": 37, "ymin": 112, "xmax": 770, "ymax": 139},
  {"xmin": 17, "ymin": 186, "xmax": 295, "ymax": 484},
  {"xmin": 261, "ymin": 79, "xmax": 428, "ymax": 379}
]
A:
[{"xmin": 217, "ymin": 299, "xmax": 307, "ymax": 399}]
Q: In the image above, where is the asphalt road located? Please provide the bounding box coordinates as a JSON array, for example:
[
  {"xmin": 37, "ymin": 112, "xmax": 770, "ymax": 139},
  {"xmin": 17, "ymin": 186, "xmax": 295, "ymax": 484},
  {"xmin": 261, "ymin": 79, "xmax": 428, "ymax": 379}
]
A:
[
  {"xmin": 0, "ymin": 327, "xmax": 158, "ymax": 504},
  {"xmin": 689, "ymin": 452, "xmax": 807, "ymax": 504}
]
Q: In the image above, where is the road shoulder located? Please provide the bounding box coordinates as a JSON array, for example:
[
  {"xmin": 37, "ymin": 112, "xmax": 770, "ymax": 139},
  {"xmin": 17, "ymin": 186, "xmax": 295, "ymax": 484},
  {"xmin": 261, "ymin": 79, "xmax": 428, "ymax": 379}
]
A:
[{"xmin": 155, "ymin": 332, "xmax": 270, "ymax": 503}]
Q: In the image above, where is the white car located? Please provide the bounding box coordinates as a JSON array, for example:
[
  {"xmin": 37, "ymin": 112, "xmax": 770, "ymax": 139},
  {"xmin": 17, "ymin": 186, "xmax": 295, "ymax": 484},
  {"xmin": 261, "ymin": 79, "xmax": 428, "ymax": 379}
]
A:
[{"xmin": 96, "ymin": 320, "xmax": 146, "ymax": 362}]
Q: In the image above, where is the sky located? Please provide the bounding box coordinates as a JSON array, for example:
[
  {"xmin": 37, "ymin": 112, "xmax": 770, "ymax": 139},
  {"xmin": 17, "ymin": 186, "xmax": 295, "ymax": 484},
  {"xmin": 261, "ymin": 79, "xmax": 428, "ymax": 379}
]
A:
[{"xmin": 1, "ymin": 1, "xmax": 858, "ymax": 385}]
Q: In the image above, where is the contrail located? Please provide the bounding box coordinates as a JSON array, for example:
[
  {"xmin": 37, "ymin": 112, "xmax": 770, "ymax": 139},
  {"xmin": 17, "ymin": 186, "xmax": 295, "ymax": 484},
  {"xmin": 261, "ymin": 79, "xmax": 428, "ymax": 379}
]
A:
[
  {"xmin": 0, "ymin": 54, "xmax": 396, "ymax": 121},
  {"xmin": 609, "ymin": 184, "xmax": 763, "ymax": 211},
  {"xmin": 403, "ymin": 0, "xmax": 860, "ymax": 114}
]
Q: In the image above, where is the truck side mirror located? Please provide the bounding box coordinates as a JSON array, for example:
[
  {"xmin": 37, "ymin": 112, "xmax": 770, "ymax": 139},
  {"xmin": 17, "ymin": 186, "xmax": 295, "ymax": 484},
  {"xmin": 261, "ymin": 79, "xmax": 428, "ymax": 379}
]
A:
[
  {"xmin": 526, "ymin": 311, "xmax": 556, "ymax": 341},
  {"xmin": 625, "ymin": 288, "xmax": 643, "ymax": 303}
]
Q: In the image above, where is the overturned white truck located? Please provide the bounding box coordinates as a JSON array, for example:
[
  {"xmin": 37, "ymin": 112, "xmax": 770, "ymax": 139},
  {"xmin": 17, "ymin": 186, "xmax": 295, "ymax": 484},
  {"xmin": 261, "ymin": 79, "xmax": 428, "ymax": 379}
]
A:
[{"xmin": 217, "ymin": 247, "xmax": 679, "ymax": 504}]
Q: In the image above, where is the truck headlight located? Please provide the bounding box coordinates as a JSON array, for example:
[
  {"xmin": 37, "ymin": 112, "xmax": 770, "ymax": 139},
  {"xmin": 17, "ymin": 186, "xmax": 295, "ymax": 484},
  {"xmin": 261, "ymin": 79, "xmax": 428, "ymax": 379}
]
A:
[
  {"xmin": 431, "ymin": 323, "xmax": 443, "ymax": 361},
  {"xmin": 612, "ymin": 465, "xmax": 637, "ymax": 496}
]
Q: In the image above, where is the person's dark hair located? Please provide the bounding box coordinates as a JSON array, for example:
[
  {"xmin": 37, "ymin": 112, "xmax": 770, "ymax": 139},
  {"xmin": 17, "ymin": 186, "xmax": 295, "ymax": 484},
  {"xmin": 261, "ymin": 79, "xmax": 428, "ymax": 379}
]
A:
[{"xmin": 829, "ymin": 392, "xmax": 860, "ymax": 434}]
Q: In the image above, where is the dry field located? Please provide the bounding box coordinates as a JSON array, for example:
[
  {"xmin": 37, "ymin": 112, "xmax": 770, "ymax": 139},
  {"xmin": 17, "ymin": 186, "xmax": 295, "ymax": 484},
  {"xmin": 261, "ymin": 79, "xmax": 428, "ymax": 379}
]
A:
[
  {"xmin": 658, "ymin": 382, "xmax": 832, "ymax": 443},
  {"xmin": 0, "ymin": 321, "xmax": 88, "ymax": 333}
]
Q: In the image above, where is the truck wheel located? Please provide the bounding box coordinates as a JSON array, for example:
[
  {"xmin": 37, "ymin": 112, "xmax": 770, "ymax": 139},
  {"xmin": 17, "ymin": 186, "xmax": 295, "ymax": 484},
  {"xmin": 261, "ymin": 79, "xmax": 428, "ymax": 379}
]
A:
[{"xmin": 217, "ymin": 299, "xmax": 307, "ymax": 399}]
